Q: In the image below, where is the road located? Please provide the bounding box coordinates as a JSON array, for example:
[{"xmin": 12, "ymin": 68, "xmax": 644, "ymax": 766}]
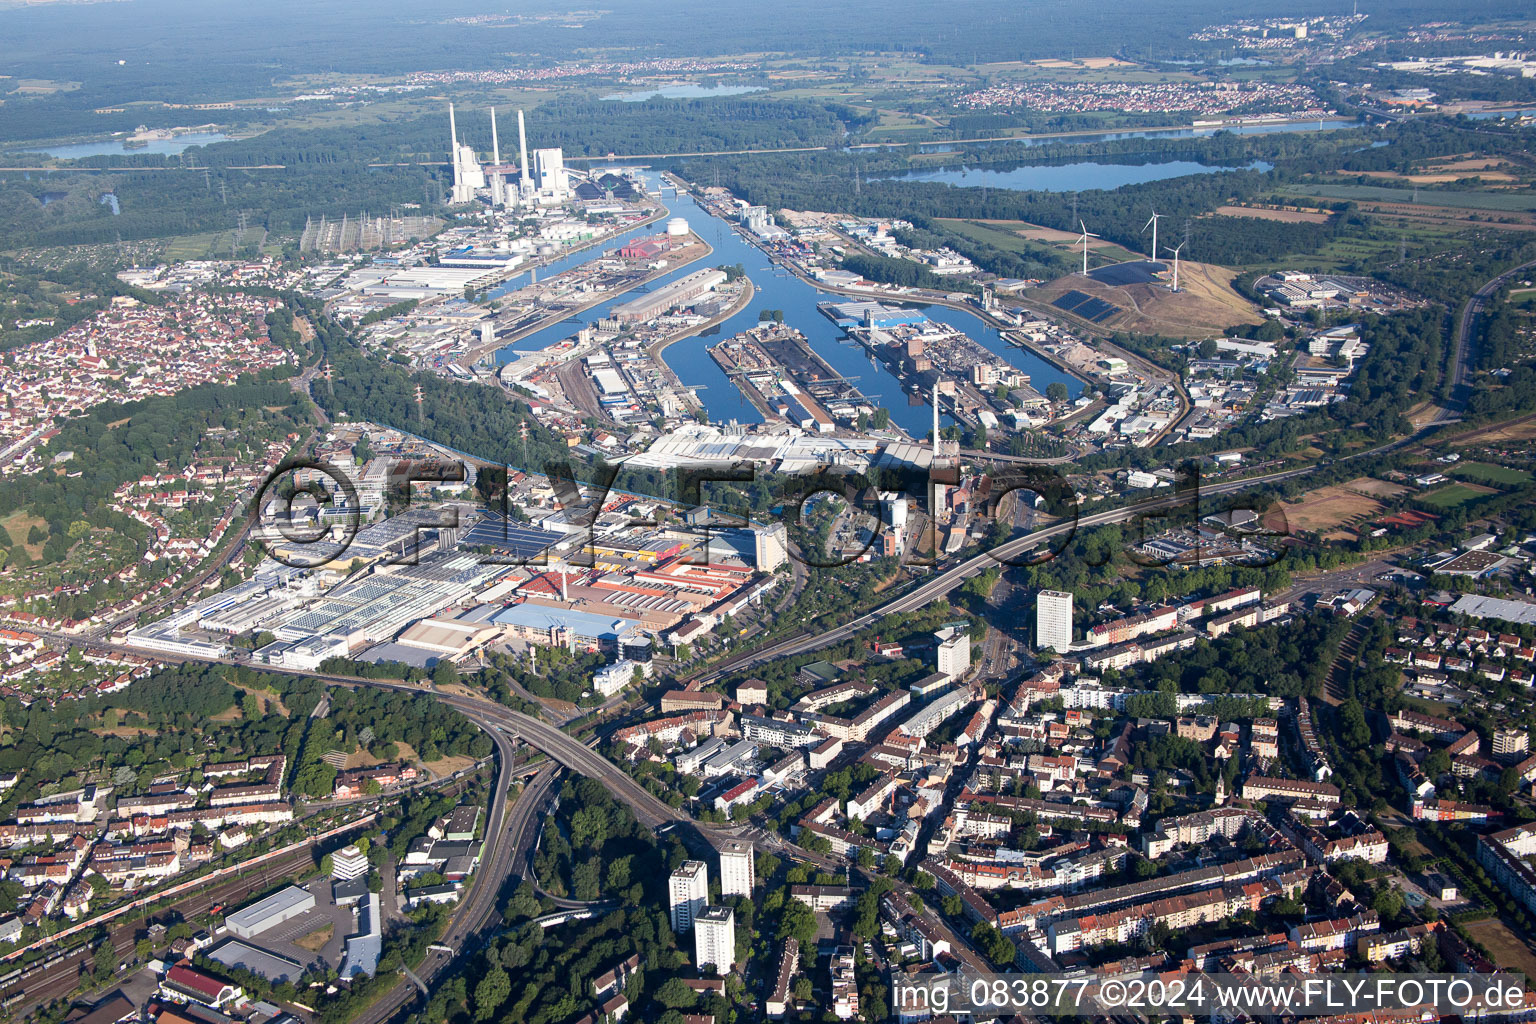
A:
[
  {"xmin": 687, "ymin": 440, "xmax": 1410, "ymax": 685},
  {"xmin": 348, "ymin": 702, "xmax": 520, "ymax": 1024},
  {"xmin": 1448, "ymin": 257, "xmax": 1536, "ymax": 413}
]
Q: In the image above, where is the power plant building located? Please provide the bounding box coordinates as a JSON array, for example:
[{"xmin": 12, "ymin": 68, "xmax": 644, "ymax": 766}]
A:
[{"xmin": 533, "ymin": 147, "xmax": 568, "ymax": 200}]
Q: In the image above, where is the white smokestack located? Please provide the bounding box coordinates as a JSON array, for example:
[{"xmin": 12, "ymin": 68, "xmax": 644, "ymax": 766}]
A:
[
  {"xmin": 517, "ymin": 109, "xmax": 530, "ymax": 186},
  {"xmin": 449, "ymin": 103, "xmax": 460, "ymax": 194},
  {"xmin": 490, "ymin": 107, "xmax": 500, "ymax": 166},
  {"xmin": 932, "ymin": 379, "xmax": 940, "ymax": 459}
]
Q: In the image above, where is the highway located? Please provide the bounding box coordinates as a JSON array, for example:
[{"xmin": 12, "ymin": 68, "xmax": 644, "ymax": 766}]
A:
[
  {"xmin": 1450, "ymin": 257, "xmax": 1536, "ymax": 410},
  {"xmin": 25, "ymin": 251, "xmax": 1533, "ymax": 1019},
  {"xmin": 348, "ymin": 700, "xmax": 520, "ymax": 1024},
  {"xmin": 690, "ymin": 457, "xmax": 1344, "ymax": 684}
]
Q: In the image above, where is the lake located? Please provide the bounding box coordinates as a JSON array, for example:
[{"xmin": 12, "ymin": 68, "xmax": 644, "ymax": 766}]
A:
[
  {"xmin": 22, "ymin": 131, "xmax": 231, "ymax": 159},
  {"xmin": 914, "ymin": 118, "xmax": 1362, "ymax": 152},
  {"xmin": 496, "ymin": 174, "xmax": 1082, "ymax": 435},
  {"xmin": 883, "ymin": 158, "xmax": 1273, "ymax": 192},
  {"xmin": 602, "ymin": 85, "xmax": 766, "ymax": 102}
]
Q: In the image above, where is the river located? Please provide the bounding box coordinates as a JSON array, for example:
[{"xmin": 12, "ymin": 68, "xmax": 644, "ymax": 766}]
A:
[{"xmin": 494, "ymin": 174, "xmax": 1083, "ymax": 436}]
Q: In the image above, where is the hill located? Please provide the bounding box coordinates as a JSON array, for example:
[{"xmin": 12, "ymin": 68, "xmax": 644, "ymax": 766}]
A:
[{"xmin": 1027, "ymin": 259, "xmax": 1262, "ymax": 339}]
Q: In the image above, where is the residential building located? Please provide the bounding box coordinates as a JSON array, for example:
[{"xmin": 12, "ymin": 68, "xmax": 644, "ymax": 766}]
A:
[
  {"xmin": 669, "ymin": 860, "xmax": 709, "ymax": 934},
  {"xmin": 694, "ymin": 905, "xmax": 736, "ymax": 973},
  {"xmin": 1037, "ymin": 591, "xmax": 1073, "ymax": 651},
  {"xmin": 936, "ymin": 627, "xmax": 971, "ymax": 681},
  {"xmin": 718, "ymin": 840, "xmax": 754, "ymax": 899}
]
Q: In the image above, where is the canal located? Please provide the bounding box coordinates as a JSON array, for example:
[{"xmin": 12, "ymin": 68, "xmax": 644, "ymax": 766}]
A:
[{"xmin": 495, "ymin": 173, "xmax": 1082, "ymax": 436}]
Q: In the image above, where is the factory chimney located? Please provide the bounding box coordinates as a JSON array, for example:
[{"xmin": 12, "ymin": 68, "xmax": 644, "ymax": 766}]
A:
[
  {"xmin": 490, "ymin": 107, "xmax": 500, "ymax": 165},
  {"xmin": 448, "ymin": 103, "xmax": 461, "ymax": 201},
  {"xmin": 932, "ymin": 379, "xmax": 940, "ymax": 460},
  {"xmin": 517, "ymin": 109, "xmax": 531, "ymax": 187}
]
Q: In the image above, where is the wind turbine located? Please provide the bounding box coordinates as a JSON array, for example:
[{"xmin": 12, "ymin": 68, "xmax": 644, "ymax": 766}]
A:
[
  {"xmin": 1163, "ymin": 242, "xmax": 1184, "ymax": 292},
  {"xmin": 1143, "ymin": 211, "xmax": 1162, "ymax": 264},
  {"xmin": 1078, "ymin": 219, "xmax": 1098, "ymax": 277}
]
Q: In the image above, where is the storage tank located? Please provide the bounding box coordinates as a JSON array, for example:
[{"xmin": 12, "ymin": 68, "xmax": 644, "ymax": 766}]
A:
[{"xmin": 665, "ymin": 216, "xmax": 689, "ymax": 237}]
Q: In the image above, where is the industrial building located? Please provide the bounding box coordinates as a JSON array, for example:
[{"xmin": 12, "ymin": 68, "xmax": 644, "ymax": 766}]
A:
[
  {"xmin": 340, "ymin": 892, "xmax": 382, "ymax": 979},
  {"xmin": 207, "ymin": 940, "xmax": 308, "ymax": 983},
  {"xmin": 611, "ymin": 268, "xmax": 728, "ymax": 323},
  {"xmin": 224, "ymin": 885, "xmax": 316, "ymax": 939},
  {"xmin": 490, "ymin": 603, "xmax": 640, "ymax": 650},
  {"xmin": 331, "ymin": 844, "xmax": 369, "ymax": 881}
]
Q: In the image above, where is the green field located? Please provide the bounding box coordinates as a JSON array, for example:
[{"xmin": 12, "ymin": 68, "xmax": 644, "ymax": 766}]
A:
[
  {"xmin": 937, "ymin": 218, "xmax": 1057, "ymax": 256},
  {"xmin": 1279, "ymin": 183, "xmax": 1536, "ymax": 212},
  {"xmin": 1451, "ymin": 461, "xmax": 1533, "ymax": 486},
  {"xmin": 1418, "ymin": 483, "xmax": 1497, "ymax": 508}
]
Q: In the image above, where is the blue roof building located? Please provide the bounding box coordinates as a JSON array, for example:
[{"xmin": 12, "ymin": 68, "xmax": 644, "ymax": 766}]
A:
[{"xmin": 490, "ymin": 603, "xmax": 640, "ymax": 649}]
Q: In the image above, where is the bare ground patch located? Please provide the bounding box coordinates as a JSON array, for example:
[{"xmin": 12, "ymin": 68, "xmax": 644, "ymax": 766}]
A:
[
  {"xmin": 1465, "ymin": 918, "xmax": 1536, "ymax": 978},
  {"xmin": 1343, "ymin": 477, "xmax": 1410, "ymax": 499},
  {"xmin": 1214, "ymin": 204, "xmax": 1333, "ymax": 224},
  {"xmin": 1279, "ymin": 485, "xmax": 1384, "ymax": 534}
]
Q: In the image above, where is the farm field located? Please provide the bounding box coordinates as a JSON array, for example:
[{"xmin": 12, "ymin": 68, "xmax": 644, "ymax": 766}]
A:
[
  {"xmin": 1214, "ymin": 204, "xmax": 1332, "ymax": 224},
  {"xmin": 1280, "ymin": 183, "xmax": 1536, "ymax": 213}
]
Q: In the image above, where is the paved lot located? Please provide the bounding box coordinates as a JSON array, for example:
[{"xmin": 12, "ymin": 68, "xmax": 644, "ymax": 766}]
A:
[{"xmin": 242, "ymin": 875, "xmax": 355, "ymax": 970}]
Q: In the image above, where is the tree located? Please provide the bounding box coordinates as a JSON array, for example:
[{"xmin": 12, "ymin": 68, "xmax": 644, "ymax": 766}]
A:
[
  {"xmin": 93, "ymin": 941, "xmax": 118, "ymax": 977},
  {"xmin": 473, "ymin": 963, "xmax": 510, "ymax": 1021},
  {"xmin": 777, "ymin": 898, "xmax": 818, "ymax": 948},
  {"xmin": 1372, "ymin": 886, "xmax": 1405, "ymax": 925},
  {"xmin": 503, "ymin": 882, "xmax": 540, "ymax": 921},
  {"xmin": 1045, "ymin": 381, "xmax": 1069, "ymax": 403},
  {"xmin": 655, "ymin": 977, "xmax": 698, "ymax": 1010}
]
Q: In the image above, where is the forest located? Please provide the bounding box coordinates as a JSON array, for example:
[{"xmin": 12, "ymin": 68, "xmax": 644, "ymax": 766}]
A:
[
  {"xmin": 288, "ymin": 687, "xmax": 492, "ymax": 798},
  {"xmin": 0, "ymin": 163, "xmax": 440, "ymax": 250},
  {"xmin": 0, "ymin": 663, "xmax": 324, "ymax": 814},
  {"xmin": 315, "ymin": 331, "xmax": 574, "ymax": 478},
  {"xmin": 1126, "ymin": 612, "xmax": 1350, "ymax": 699}
]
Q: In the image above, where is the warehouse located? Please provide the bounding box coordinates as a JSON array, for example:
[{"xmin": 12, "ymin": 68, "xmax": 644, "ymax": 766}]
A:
[
  {"xmin": 390, "ymin": 617, "xmax": 504, "ymax": 662},
  {"xmin": 224, "ymin": 885, "xmax": 316, "ymax": 939},
  {"xmin": 208, "ymin": 939, "xmax": 308, "ymax": 983},
  {"xmin": 610, "ymin": 268, "xmax": 727, "ymax": 323},
  {"xmin": 593, "ymin": 367, "xmax": 629, "ymax": 400}
]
